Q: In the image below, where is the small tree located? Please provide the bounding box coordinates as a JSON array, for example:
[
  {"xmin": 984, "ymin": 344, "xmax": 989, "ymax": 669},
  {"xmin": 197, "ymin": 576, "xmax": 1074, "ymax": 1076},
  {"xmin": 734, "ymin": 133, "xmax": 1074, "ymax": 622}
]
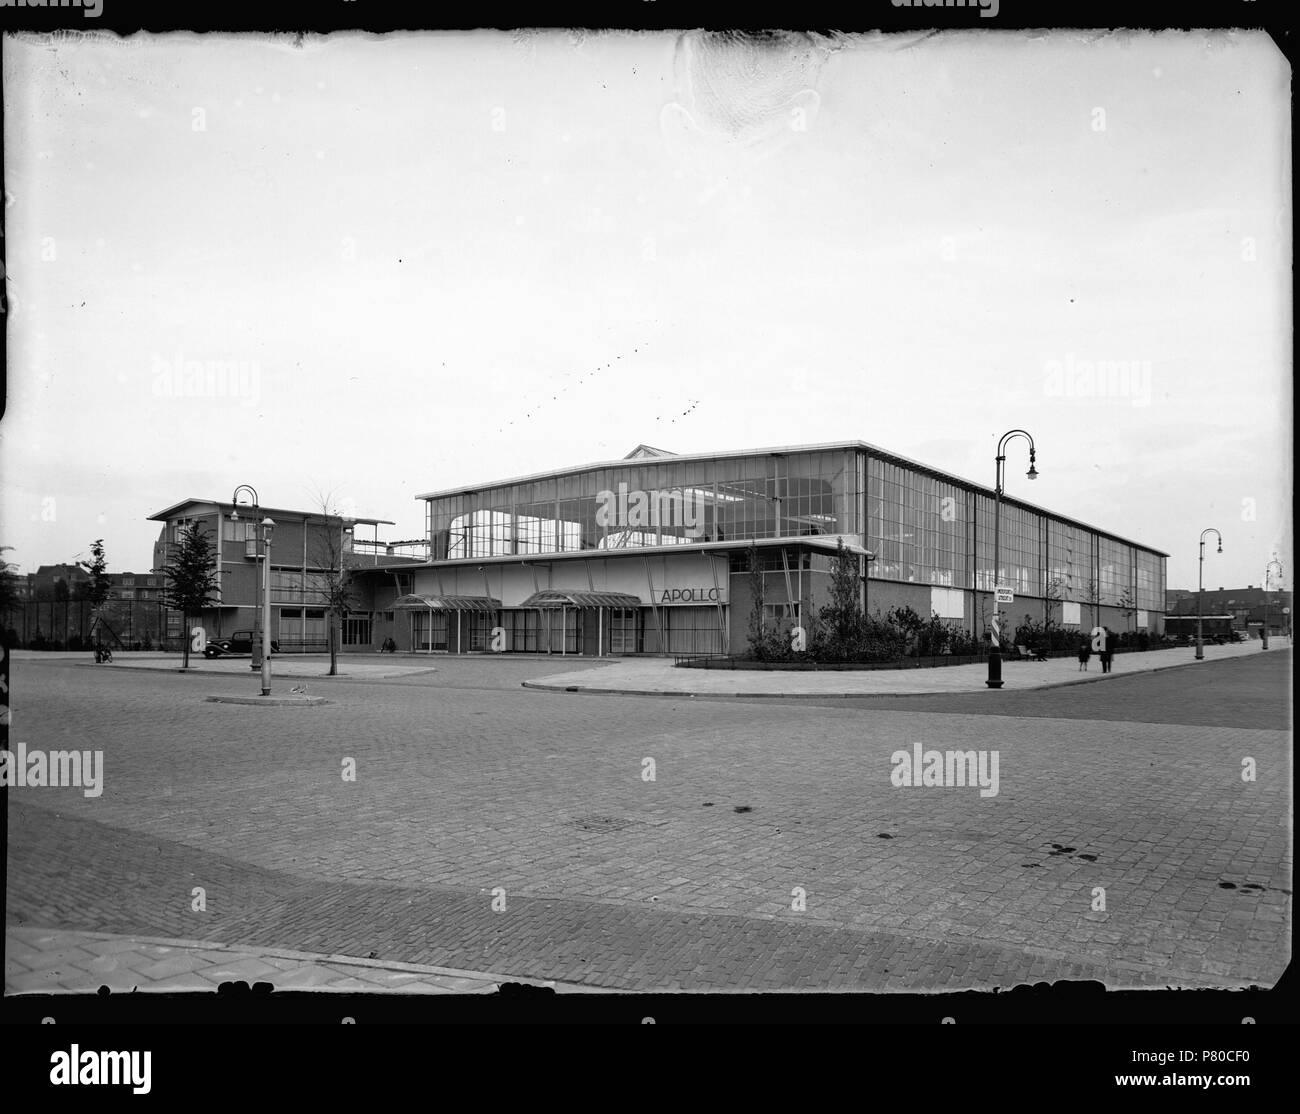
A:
[
  {"xmin": 1083, "ymin": 579, "xmax": 1102, "ymax": 632},
  {"xmin": 811, "ymin": 539, "xmax": 865, "ymax": 660},
  {"xmin": 0, "ymin": 546, "xmax": 21, "ymax": 629},
  {"xmin": 746, "ymin": 541, "xmax": 767, "ymax": 657},
  {"xmin": 1042, "ymin": 576, "xmax": 1064, "ymax": 642},
  {"xmin": 77, "ymin": 539, "xmax": 113, "ymax": 655},
  {"xmin": 162, "ymin": 522, "xmax": 220, "ymax": 670},
  {"xmin": 311, "ymin": 496, "xmax": 356, "ymax": 677},
  {"xmin": 1118, "ymin": 587, "xmax": 1137, "ymax": 634}
]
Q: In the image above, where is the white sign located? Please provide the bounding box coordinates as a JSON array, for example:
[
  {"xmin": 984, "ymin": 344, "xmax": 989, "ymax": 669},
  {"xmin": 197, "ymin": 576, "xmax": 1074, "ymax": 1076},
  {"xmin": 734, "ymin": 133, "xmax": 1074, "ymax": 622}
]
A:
[{"xmin": 995, "ymin": 587, "xmax": 1014, "ymax": 604}]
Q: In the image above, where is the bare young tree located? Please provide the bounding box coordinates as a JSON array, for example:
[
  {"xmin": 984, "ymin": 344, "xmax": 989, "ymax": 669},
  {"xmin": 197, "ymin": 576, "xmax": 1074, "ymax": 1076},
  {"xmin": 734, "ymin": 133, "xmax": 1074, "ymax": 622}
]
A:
[
  {"xmin": 1119, "ymin": 586, "xmax": 1137, "ymax": 633},
  {"xmin": 1083, "ymin": 579, "xmax": 1102, "ymax": 631},
  {"xmin": 310, "ymin": 491, "xmax": 357, "ymax": 677},
  {"xmin": 0, "ymin": 546, "xmax": 21, "ymax": 626},
  {"xmin": 1042, "ymin": 576, "xmax": 1065, "ymax": 646}
]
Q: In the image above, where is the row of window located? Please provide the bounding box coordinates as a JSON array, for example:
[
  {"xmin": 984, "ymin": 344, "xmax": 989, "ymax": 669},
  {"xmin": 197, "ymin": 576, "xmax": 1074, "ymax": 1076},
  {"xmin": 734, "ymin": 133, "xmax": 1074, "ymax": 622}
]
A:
[
  {"xmin": 428, "ymin": 451, "xmax": 859, "ymax": 559},
  {"xmin": 401, "ymin": 606, "xmax": 726, "ymax": 654},
  {"xmin": 421, "ymin": 450, "xmax": 1164, "ymax": 610}
]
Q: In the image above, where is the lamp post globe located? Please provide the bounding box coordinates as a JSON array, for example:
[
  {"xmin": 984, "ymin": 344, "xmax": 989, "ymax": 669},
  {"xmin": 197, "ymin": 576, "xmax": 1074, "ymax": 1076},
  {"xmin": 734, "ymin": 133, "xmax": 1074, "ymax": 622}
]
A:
[
  {"xmin": 1195, "ymin": 528, "xmax": 1222, "ymax": 661},
  {"xmin": 987, "ymin": 431, "xmax": 1038, "ymax": 689}
]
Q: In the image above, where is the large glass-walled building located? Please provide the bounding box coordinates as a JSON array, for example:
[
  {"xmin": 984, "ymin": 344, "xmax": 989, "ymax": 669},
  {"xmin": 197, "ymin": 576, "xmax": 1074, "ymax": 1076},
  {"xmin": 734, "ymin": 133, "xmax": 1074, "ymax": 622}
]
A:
[{"xmin": 355, "ymin": 442, "xmax": 1167, "ymax": 656}]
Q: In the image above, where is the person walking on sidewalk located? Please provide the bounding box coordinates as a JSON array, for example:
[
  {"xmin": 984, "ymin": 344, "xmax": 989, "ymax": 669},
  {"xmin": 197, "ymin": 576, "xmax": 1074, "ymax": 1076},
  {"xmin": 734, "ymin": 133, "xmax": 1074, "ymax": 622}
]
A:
[
  {"xmin": 1077, "ymin": 640, "xmax": 1091, "ymax": 671},
  {"xmin": 1103, "ymin": 626, "xmax": 1118, "ymax": 673},
  {"xmin": 1098, "ymin": 627, "xmax": 1114, "ymax": 674}
]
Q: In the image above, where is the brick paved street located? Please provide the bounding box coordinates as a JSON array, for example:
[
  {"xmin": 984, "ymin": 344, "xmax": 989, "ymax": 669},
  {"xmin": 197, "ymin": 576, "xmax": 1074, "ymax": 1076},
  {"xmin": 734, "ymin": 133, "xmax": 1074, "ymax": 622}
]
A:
[
  {"xmin": 5, "ymin": 926, "xmax": 514, "ymax": 994},
  {"xmin": 5, "ymin": 651, "xmax": 1290, "ymax": 991}
]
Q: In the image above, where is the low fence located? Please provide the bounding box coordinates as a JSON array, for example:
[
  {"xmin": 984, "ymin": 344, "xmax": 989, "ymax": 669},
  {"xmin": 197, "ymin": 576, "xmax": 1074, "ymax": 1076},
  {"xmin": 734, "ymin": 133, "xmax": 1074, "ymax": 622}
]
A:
[
  {"xmin": 271, "ymin": 638, "xmax": 331, "ymax": 654},
  {"xmin": 675, "ymin": 642, "xmax": 1183, "ymax": 671}
]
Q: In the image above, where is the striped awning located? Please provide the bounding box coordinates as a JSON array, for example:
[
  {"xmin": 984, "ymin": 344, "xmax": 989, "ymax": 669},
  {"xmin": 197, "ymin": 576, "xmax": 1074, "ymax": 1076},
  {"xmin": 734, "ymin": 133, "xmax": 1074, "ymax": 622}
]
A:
[
  {"xmin": 389, "ymin": 594, "xmax": 501, "ymax": 611},
  {"xmin": 520, "ymin": 590, "xmax": 643, "ymax": 609}
]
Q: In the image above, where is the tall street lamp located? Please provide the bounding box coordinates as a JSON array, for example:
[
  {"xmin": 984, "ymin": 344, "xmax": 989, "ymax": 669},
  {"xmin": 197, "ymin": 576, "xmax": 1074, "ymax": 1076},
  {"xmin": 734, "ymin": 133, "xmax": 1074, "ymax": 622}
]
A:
[
  {"xmin": 230, "ymin": 487, "xmax": 275, "ymax": 696},
  {"xmin": 1262, "ymin": 557, "xmax": 1282, "ymax": 650},
  {"xmin": 1195, "ymin": 527, "xmax": 1222, "ymax": 661},
  {"xmin": 987, "ymin": 430, "xmax": 1038, "ymax": 689}
]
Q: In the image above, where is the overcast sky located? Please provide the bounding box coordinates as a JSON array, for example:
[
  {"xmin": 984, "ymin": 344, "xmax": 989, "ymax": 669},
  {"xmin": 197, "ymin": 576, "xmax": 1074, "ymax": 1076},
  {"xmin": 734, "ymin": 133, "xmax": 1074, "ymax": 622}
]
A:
[{"xmin": 1, "ymin": 29, "xmax": 1290, "ymax": 591}]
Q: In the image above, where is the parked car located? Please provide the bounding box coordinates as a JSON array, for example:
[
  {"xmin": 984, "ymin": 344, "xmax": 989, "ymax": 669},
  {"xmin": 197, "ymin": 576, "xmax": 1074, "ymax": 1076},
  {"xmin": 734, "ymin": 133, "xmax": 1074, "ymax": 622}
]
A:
[{"xmin": 204, "ymin": 630, "xmax": 280, "ymax": 658}]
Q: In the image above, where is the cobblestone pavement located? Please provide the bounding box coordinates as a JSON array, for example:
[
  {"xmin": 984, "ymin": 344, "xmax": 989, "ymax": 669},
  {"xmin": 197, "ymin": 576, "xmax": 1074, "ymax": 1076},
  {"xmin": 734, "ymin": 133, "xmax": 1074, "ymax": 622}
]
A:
[
  {"xmin": 5, "ymin": 652, "xmax": 1290, "ymax": 991},
  {"xmin": 85, "ymin": 651, "xmax": 439, "ymax": 681},
  {"xmin": 525, "ymin": 641, "xmax": 1268, "ymax": 697},
  {"xmin": 5, "ymin": 926, "xmax": 516, "ymax": 994}
]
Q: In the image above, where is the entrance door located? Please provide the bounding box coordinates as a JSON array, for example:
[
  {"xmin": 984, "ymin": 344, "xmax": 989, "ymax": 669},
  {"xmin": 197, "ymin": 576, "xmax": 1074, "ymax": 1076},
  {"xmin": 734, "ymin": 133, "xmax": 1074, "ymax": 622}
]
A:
[
  {"xmin": 411, "ymin": 611, "xmax": 449, "ymax": 651},
  {"xmin": 581, "ymin": 610, "xmax": 600, "ymax": 656},
  {"xmin": 279, "ymin": 607, "xmax": 303, "ymax": 644},
  {"xmin": 609, "ymin": 608, "xmax": 640, "ymax": 654}
]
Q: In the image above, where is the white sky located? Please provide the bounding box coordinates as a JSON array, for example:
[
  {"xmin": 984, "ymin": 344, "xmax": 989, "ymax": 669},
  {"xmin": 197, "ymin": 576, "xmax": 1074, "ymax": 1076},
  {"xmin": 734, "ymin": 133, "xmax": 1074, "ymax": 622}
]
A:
[{"xmin": 1, "ymin": 29, "xmax": 1291, "ymax": 591}]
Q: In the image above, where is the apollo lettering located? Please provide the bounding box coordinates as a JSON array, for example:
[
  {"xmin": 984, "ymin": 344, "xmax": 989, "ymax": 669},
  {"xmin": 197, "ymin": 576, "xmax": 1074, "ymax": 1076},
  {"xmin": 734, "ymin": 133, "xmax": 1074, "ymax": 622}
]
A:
[
  {"xmin": 658, "ymin": 587, "xmax": 720, "ymax": 605},
  {"xmin": 595, "ymin": 483, "xmax": 705, "ymax": 538}
]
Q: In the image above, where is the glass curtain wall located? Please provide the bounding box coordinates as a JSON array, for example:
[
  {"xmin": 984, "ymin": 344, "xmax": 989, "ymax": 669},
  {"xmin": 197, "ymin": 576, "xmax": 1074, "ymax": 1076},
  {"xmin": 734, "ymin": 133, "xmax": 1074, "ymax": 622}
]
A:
[
  {"xmin": 972, "ymin": 497, "xmax": 1041, "ymax": 595},
  {"xmin": 421, "ymin": 448, "xmax": 1166, "ymax": 627},
  {"xmin": 1047, "ymin": 521, "xmax": 1094, "ymax": 602},
  {"xmin": 429, "ymin": 450, "xmax": 859, "ymax": 560},
  {"xmin": 1135, "ymin": 549, "xmax": 1164, "ymax": 613},
  {"xmin": 1098, "ymin": 536, "xmax": 1133, "ymax": 605},
  {"xmin": 867, "ymin": 458, "xmax": 967, "ymax": 587}
]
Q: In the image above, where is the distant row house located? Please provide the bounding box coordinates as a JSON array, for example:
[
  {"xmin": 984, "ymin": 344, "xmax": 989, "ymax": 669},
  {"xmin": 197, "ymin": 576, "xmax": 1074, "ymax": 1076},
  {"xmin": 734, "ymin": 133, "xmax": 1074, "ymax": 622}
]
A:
[{"xmin": 1164, "ymin": 585, "xmax": 1292, "ymax": 639}]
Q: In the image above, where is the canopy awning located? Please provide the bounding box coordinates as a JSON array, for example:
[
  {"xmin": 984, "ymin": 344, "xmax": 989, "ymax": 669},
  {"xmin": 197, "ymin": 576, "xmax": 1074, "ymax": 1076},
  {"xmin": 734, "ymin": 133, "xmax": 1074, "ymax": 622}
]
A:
[
  {"xmin": 520, "ymin": 590, "xmax": 643, "ymax": 609},
  {"xmin": 389, "ymin": 594, "xmax": 501, "ymax": 611}
]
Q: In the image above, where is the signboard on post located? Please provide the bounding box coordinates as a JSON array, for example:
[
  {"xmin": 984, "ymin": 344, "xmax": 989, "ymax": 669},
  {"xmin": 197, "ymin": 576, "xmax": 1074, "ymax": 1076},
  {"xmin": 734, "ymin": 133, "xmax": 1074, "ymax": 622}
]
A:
[{"xmin": 995, "ymin": 587, "xmax": 1014, "ymax": 604}]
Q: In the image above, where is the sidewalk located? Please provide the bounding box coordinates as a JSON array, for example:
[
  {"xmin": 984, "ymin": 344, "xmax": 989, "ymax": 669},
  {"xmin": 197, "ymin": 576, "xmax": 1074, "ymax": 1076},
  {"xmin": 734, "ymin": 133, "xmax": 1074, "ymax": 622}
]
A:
[
  {"xmin": 4, "ymin": 927, "xmax": 597, "ymax": 995},
  {"xmin": 8, "ymin": 651, "xmax": 440, "ymax": 681},
  {"xmin": 522, "ymin": 641, "xmax": 1276, "ymax": 698}
]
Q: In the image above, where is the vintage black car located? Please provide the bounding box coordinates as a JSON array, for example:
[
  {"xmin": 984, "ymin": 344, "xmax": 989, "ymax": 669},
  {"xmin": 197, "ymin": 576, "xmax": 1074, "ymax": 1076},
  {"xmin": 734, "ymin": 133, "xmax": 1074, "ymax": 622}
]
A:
[{"xmin": 203, "ymin": 630, "xmax": 280, "ymax": 658}]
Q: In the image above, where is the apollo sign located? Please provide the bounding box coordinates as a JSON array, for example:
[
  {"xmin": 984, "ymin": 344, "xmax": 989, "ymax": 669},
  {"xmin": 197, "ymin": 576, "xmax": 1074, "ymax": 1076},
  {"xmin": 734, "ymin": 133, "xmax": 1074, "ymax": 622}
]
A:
[
  {"xmin": 595, "ymin": 483, "xmax": 706, "ymax": 538},
  {"xmin": 657, "ymin": 586, "xmax": 725, "ymax": 606}
]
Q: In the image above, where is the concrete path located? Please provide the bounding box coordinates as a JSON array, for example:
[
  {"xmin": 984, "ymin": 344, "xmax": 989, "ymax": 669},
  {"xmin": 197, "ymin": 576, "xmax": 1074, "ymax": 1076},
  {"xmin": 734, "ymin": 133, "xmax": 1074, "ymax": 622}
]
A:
[
  {"xmin": 5, "ymin": 926, "xmax": 592, "ymax": 995},
  {"xmin": 78, "ymin": 653, "xmax": 436, "ymax": 680},
  {"xmin": 523, "ymin": 641, "xmax": 1273, "ymax": 697}
]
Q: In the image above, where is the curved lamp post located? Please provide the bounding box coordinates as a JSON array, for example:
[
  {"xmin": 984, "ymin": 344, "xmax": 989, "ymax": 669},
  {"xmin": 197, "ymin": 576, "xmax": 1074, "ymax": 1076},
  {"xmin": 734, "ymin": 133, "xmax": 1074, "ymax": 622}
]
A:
[
  {"xmin": 1262, "ymin": 557, "xmax": 1282, "ymax": 650},
  {"xmin": 230, "ymin": 486, "xmax": 275, "ymax": 696},
  {"xmin": 1195, "ymin": 528, "xmax": 1222, "ymax": 660},
  {"xmin": 987, "ymin": 430, "xmax": 1038, "ymax": 689}
]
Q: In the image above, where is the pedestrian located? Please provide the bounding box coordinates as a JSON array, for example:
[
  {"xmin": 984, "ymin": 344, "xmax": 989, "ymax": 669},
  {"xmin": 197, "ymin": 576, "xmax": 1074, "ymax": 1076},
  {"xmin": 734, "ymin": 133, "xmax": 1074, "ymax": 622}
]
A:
[
  {"xmin": 1077, "ymin": 641, "xmax": 1091, "ymax": 671},
  {"xmin": 1099, "ymin": 626, "xmax": 1114, "ymax": 673},
  {"xmin": 1103, "ymin": 626, "xmax": 1118, "ymax": 673}
]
